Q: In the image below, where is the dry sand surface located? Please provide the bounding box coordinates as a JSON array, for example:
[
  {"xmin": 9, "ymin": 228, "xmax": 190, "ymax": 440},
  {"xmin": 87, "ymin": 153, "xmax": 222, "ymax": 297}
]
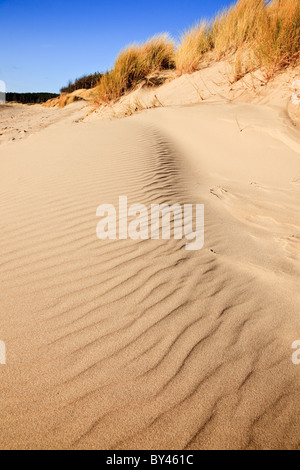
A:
[
  {"xmin": 0, "ymin": 69, "xmax": 300, "ymax": 450},
  {"xmin": 0, "ymin": 102, "xmax": 88, "ymax": 146}
]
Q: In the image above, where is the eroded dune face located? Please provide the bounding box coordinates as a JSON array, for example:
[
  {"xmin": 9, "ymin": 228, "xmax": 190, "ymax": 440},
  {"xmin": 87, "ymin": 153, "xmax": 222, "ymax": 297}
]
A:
[{"xmin": 0, "ymin": 99, "xmax": 299, "ymax": 450}]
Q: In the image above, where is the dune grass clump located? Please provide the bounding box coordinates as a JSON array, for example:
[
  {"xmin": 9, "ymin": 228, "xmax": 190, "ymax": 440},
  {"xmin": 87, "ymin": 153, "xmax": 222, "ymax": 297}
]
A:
[
  {"xmin": 174, "ymin": 0, "xmax": 265, "ymax": 75},
  {"xmin": 176, "ymin": 23, "xmax": 213, "ymax": 74},
  {"xmin": 96, "ymin": 35, "xmax": 175, "ymax": 103},
  {"xmin": 175, "ymin": 0, "xmax": 300, "ymax": 79},
  {"xmin": 211, "ymin": 0, "xmax": 264, "ymax": 60},
  {"xmin": 94, "ymin": 0, "xmax": 300, "ymax": 106},
  {"xmin": 255, "ymin": 0, "xmax": 300, "ymax": 77}
]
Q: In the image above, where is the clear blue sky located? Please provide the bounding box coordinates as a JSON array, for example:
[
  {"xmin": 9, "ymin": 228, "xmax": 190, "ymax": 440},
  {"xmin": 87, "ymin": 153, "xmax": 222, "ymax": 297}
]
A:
[{"xmin": 0, "ymin": 0, "xmax": 235, "ymax": 93}]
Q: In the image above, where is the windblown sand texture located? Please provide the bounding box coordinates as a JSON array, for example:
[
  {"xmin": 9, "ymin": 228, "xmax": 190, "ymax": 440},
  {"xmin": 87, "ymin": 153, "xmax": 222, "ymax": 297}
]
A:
[{"xmin": 0, "ymin": 67, "xmax": 300, "ymax": 450}]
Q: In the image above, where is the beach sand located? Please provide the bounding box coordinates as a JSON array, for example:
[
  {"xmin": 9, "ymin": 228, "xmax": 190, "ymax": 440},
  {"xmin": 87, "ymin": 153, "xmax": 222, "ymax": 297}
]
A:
[{"xmin": 0, "ymin": 71, "xmax": 300, "ymax": 449}]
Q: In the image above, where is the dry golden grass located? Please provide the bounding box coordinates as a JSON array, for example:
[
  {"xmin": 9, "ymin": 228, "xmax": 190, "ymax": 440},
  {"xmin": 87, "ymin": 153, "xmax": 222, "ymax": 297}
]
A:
[
  {"xmin": 94, "ymin": 0, "xmax": 300, "ymax": 106},
  {"xmin": 44, "ymin": 93, "xmax": 84, "ymax": 109},
  {"xmin": 255, "ymin": 0, "xmax": 300, "ymax": 78},
  {"xmin": 176, "ymin": 23, "xmax": 213, "ymax": 74},
  {"xmin": 176, "ymin": 0, "xmax": 300, "ymax": 79},
  {"xmin": 96, "ymin": 35, "xmax": 175, "ymax": 103},
  {"xmin": 211, "ymin": 0, "xmax": 264, "ymax": 59}
]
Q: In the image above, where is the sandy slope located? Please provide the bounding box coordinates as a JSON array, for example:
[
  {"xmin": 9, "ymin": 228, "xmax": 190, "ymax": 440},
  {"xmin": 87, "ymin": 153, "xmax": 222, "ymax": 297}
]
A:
[
  {"xmin": 0, "ymin": 101, "xmax": 87, "ymax": 146},
  {"xmin": 0, "ymin": 78, "xmax": 300, "ymax": 450},
  {"xmin": 92, "ymin": 61, "xmax": 300, "ymax": 124}
]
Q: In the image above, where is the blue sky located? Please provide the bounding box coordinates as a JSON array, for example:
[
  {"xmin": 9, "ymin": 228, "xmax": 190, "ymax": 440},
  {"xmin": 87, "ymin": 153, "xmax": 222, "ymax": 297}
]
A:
[{"xmin": 0, "ymin": 0, "xmax": 234, "ymax": 93}]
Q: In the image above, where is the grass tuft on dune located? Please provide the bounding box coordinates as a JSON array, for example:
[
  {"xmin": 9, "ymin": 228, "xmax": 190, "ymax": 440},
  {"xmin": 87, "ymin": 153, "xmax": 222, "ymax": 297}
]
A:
[
  {"xmin": 211, "ymin": 0, "xmax": 264, "ymax": 60},
  {"xmin": 96, "ymin": 35, "xmax": 175, "ymax": 103},
  {"xmin": 93, "ymin": 0, "xmax": 300, "ymax": 106},
  {"xmin": 178, "ymin": 0, "xmax": 300, "ymax": 79},
  {"xmin": 255, "ymin": 0, "xmax": 300, "ymax": 77},
  {"xmin": 175, "ymin": 23, "xmax": 213, "ymax": 74}
]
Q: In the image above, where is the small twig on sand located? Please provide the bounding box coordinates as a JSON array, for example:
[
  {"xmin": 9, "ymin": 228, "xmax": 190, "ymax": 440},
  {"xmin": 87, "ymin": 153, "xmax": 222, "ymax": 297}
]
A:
[
  {"xmin": 189, "ymin": 80, "xmax": 204, "ymax": 101},
  {"xmin": 154, "ymin": 95, "xmax": 164, "ymax": 107},
  {"xmin": 235, "ymin": 115, "xmax": 243, "ymax": 132},
  {"xmin": 199, "ymin": 73, "xmax": 217, "ymax": 96}
]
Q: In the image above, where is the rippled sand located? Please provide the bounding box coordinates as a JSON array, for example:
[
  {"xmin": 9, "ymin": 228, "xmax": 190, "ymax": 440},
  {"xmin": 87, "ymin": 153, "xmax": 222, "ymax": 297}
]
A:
[{"xmin": 0, "ymin": 85, "xmax": 300, "ymax": 449}]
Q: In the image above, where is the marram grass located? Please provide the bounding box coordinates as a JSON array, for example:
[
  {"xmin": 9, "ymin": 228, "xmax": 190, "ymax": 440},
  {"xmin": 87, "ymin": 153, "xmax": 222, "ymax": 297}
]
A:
[{"xmin": 96, "ymin": 0, "xmax": 300, "ymax": 104}]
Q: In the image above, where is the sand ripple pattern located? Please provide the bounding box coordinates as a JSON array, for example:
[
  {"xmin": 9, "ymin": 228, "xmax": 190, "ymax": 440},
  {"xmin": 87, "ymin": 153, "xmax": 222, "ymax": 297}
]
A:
[{"xmin": 0, "ymin": 114, "xmax": 300, "ymax": 450}]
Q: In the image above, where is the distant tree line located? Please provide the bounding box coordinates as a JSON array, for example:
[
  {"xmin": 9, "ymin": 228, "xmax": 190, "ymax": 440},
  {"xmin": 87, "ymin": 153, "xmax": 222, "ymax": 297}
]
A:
[
  {"xmin": 60, "ymin": 72, "xmax": 102, "ymax": 94},
  {"xmin": 5, "ymin": 72, "xmax": 103, "ymax": 104},
  {"xmin": 6, "ymin": 92, "xmax": 59, "ymax": 104}
]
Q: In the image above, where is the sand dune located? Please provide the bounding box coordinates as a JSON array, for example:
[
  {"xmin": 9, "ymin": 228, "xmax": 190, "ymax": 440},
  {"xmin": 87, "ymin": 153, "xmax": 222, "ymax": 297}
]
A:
[{"xmin": 0, "ymin": 76, "xmax": 300, "ymax": 450}]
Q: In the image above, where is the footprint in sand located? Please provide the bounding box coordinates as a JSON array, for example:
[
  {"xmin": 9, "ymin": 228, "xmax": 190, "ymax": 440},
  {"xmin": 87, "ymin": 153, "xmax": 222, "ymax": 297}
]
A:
[
  {"xmin": 210, "ymin": 186, "xmax": 229, "ymax": 200},
  {"xmin": 277, "ymin": 235, "xmax": 300, "ymax": 258}
]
